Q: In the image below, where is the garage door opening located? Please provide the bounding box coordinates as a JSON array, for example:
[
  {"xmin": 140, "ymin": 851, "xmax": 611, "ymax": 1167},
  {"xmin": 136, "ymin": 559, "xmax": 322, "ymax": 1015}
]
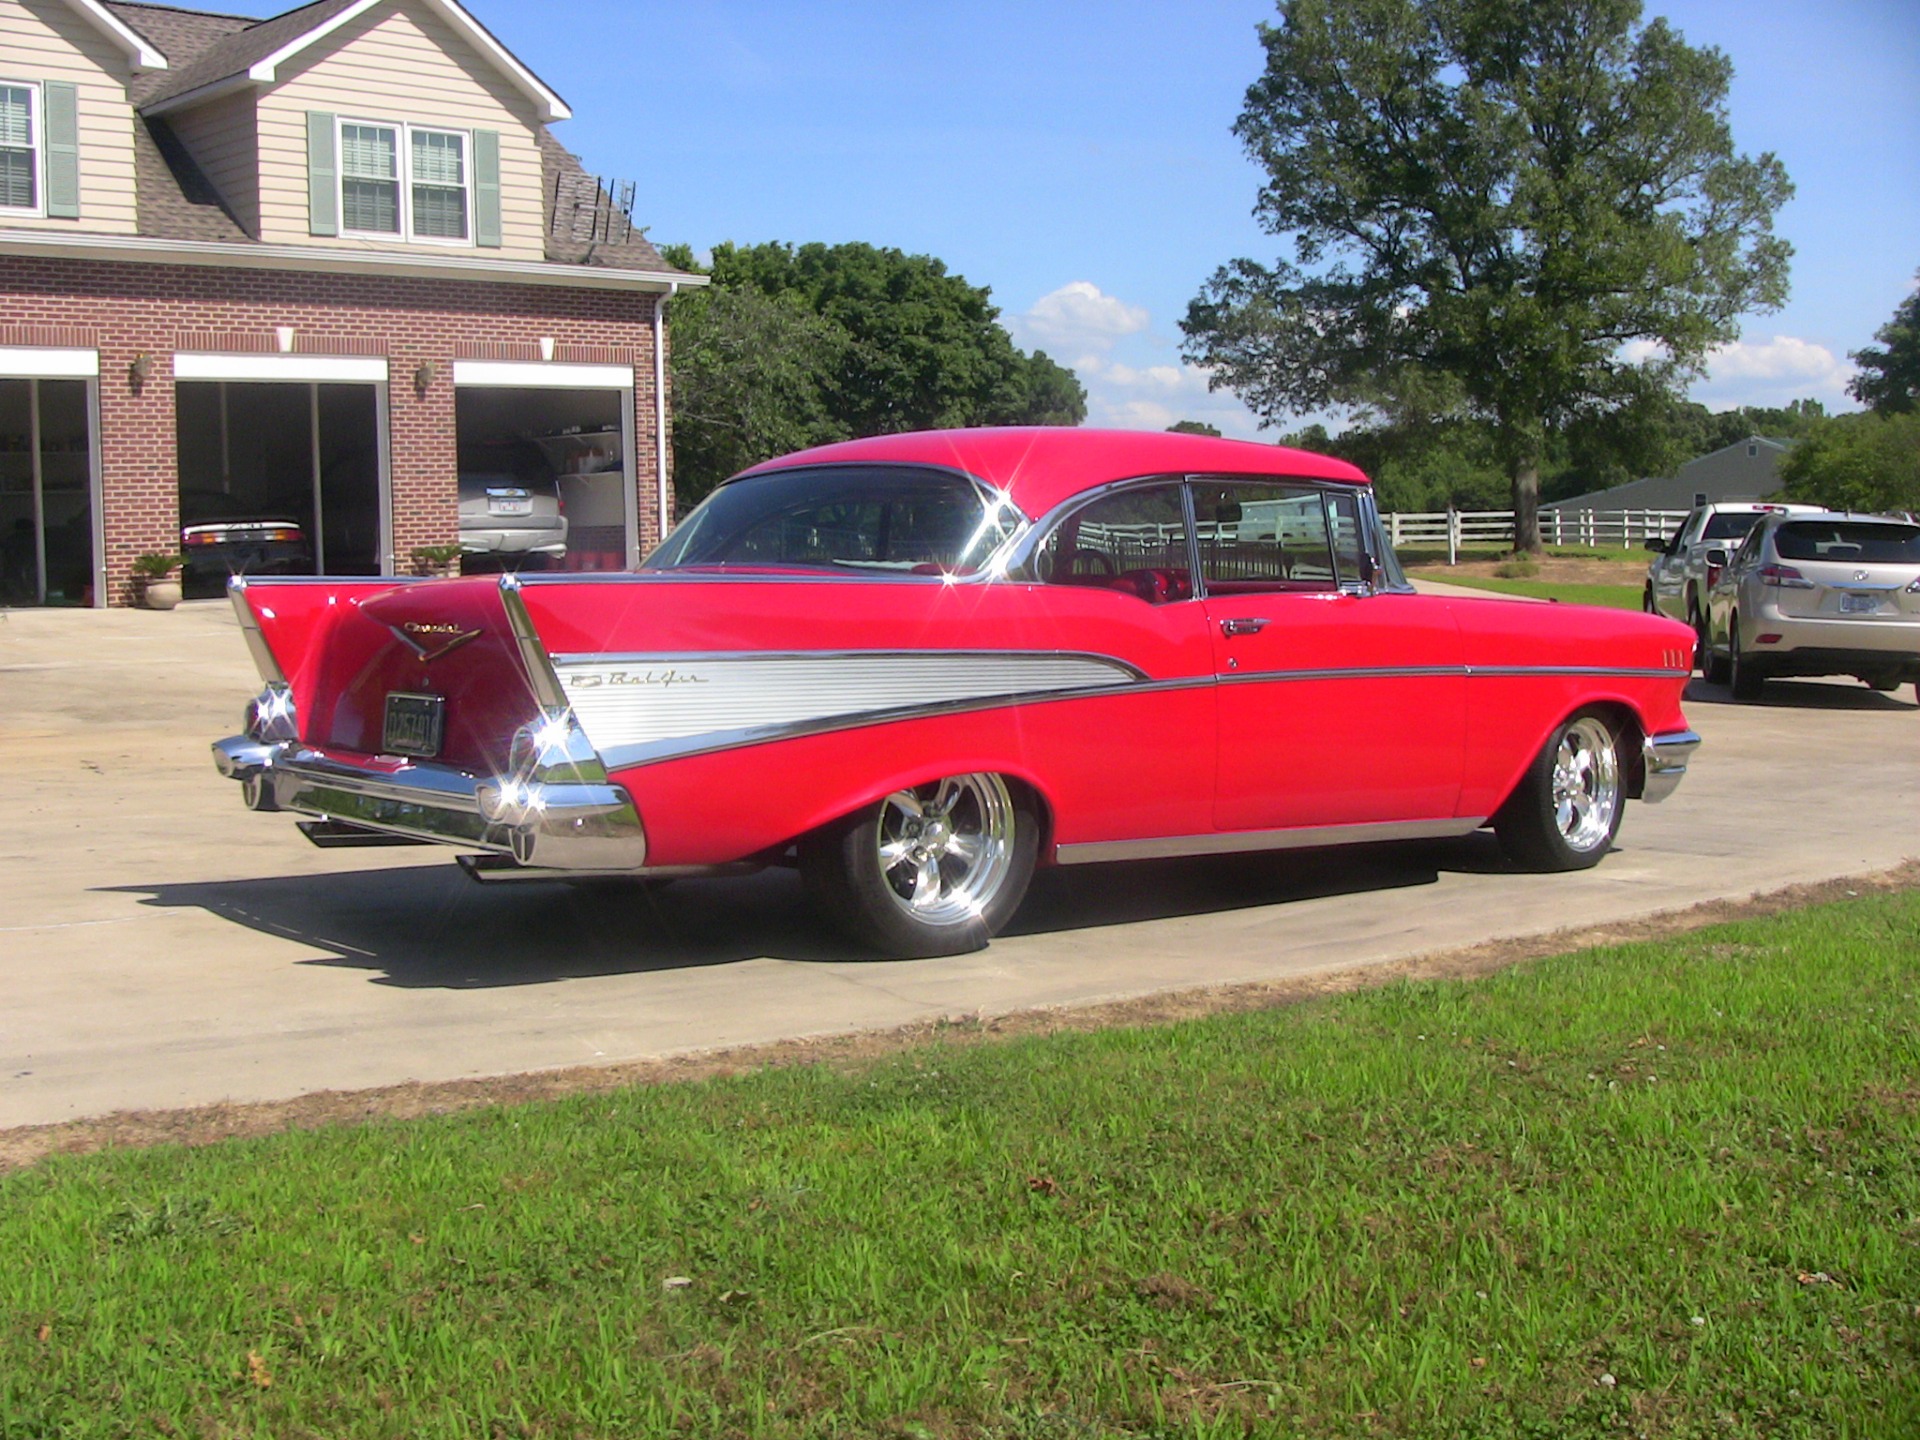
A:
[
  {"xmin": 0, "ymin": 378, "xmax": 94, "ymax": 607},
  {"xmin": 454, "ymin": 385, "xmax": 631, "ymax": 573},
  {"xmin": 176, "ymin": 381, "xmax": 383, "ymax": 598}
]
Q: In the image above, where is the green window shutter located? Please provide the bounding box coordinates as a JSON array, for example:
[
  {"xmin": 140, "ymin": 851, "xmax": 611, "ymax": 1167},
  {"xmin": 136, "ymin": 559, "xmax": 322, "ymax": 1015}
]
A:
[
  {"xmin": 472, "ymin": 128, "xmax": 501, "ymax": 248},
  {"xmin": 306, "ymin": 111, "xmax": 337, "ymax": 236},
  {"xmin": 43, "ymin": 81, "xmax": 79, "ymax": 218}
]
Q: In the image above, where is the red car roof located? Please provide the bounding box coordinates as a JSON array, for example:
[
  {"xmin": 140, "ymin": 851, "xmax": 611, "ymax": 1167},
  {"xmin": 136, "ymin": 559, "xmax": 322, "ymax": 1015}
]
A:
[{"xmin": 738, "ymin": 427, "xmax": 1370, "ymax": 518}]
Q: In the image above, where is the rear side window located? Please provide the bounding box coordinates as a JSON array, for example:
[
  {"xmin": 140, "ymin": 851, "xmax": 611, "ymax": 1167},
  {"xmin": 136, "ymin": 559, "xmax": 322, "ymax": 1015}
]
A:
[
  {"xmin": 1040, "ymin": 483, "xmax": 1191, "ymax": 603},
  {"xmin": 1701, "ymin": 512, "xmax": 1765, "ymax": 541},
  {"xmin": 1774, "ymin": 522, "xmax": 1920, "ymax": 564}
]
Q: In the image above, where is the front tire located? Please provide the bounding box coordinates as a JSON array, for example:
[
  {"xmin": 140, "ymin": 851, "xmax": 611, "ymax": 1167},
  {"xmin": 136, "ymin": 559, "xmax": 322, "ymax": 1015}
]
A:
[
  {"xmin": 1687, "ymin": 595, "xmax": 1710, "ymax": 671},
  {"xmin": 802, "ymin": 773, "xmax": 1038, "ymax": 958},
  {"xmin": 1494, "ymin": 710, "xmax": 1625, "ymax": 872}
]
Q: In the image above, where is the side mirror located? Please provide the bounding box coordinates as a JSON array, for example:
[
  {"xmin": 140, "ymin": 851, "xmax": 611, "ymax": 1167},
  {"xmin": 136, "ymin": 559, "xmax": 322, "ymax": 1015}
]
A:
[
  {"xmin": 1704, "ymin": 546, "xmax": 1730, "ymax": 589},
  {"xmin": 1643, "ymin": 536, "xmax": 1668, "ymax": 554}
]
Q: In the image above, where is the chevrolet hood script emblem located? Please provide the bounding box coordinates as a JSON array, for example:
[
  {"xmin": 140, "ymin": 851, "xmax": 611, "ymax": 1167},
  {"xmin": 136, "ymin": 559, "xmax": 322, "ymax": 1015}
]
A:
[{"xmin": 391, "ymin": 620, "xmax": 481, "ymax": 662}]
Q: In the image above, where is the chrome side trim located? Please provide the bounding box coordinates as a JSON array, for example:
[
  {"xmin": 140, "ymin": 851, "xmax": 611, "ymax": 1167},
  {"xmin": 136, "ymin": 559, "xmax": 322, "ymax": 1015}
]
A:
[
  {"xmin": 1639, "ymin": 728, "xmax": 1702, "ymax": 804},
  {"xmin": 1465, "ymin": 665, "xmax": 1692, "ymax": 680},
  {"xmin": 1056, "ymin": 816, "xmax": 1487, "ymax": 866},
  {"xmin": 592, "ymin": 678, "xmax": 1183, "ymax": 771},
  {"xmin": 556, "ymin": 649, "xmax": 1145, "ymax": 760}
]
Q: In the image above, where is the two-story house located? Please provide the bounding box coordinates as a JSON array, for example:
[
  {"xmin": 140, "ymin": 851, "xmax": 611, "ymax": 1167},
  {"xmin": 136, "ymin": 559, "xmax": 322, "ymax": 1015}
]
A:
[{"xmin": 0, "ymin": 0, "xmax": 698, "ymax": 606}]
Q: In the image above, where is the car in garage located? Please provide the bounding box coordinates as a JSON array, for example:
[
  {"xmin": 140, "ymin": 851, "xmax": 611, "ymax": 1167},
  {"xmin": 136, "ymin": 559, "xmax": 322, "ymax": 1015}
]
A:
[
  {"xmin": 212, "ymin": 428, "xmax": 1701, "ymax": 958},
  {"xmin": 456, "ymin": 440, "xmax": 567, "ymax": 570},
  {"xmin": 1703, "ymin": 509, "xmax": 1920, "ymax": 700},
  {"xmin": 179, "ymin": 489, "xmax": 314, "ymax": 598}
]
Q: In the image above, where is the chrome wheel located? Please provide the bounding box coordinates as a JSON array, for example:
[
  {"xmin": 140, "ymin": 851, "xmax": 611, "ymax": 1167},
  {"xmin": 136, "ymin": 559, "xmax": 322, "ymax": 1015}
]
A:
[
  {"xmin": 1496, "ymin": 708, "xmax": 1626, "ymax": 871},
  {"xmin": 1549, "ymin": 716, "xmax": 1621, "ymax": 853},
  {"xmin": 875, "ymin": 774, "xmax": 1016, "ymax": 926}
]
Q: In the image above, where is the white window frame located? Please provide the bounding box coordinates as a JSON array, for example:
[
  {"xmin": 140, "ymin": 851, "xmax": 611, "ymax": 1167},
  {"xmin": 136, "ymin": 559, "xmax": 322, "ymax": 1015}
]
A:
[
  {"xmin": 0, "ymin": 79, "xmax": 44, "ymax": 219},
  {"xmin": 335, "ymin": 117, "xmax": 472, "ymax": 248}
]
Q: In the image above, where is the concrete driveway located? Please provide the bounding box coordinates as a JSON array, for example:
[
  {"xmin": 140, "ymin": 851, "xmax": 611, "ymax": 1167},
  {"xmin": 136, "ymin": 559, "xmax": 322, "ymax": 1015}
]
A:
[{"xmin": 3, "ymin": 598, "xmax": 1915, "ymax": 1129}]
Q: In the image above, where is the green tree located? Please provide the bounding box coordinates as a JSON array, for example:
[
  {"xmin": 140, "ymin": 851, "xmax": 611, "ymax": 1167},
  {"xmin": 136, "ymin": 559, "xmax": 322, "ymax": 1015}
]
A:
[
  {"xmin": 1780, "ymin": 411, "xmax": 1920, "ymax": 514},
  {"xmin": 663, "ymin": 242, "xmax": 1085, "ymax": 503},
  {"xmin": 1167, "ymin": 420, "xmax": 1224, "ymax": 437},
  {"xmin": 1182, "ymin": 0, "xmax": 1792, "ymax": 551},
  {"xmin": 706, "ymin": 241, "xmax": 1084, "ymax": 435},
  {"xmin": 1849, "ymin": 274, "xmax": 1920, "ymax": 415}
]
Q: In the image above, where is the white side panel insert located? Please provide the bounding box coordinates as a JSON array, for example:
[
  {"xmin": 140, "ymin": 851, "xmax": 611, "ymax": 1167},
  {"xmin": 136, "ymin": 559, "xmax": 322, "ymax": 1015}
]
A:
[{"xmin": 554, "ymin": 650, "xmax": 1143, "ymax": 767}]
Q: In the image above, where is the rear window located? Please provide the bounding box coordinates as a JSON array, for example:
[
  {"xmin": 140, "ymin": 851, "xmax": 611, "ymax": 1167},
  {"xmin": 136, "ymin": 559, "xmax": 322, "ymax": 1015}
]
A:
[
  {"xmin": 646, "ymin": 465, "xmax": 1019, "ymax": 574},
  {"xmin": 1774, "ymin": 521, "xmax": 1920, "ymax": 564},
  {"xmin": 1701, "ymin": 512, "xmax": 1765, "ymax": 541}
]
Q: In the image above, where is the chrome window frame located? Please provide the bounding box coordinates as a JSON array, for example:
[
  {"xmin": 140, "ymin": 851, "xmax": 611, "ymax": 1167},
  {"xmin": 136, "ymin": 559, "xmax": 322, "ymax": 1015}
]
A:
[{"xmin": 1010, "ymin": 473, "xmax": 1410, "ymax": 600}]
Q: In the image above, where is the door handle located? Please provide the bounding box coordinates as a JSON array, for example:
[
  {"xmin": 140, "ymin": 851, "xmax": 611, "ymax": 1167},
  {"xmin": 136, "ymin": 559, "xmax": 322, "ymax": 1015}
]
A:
[{"xmin": 1220, "ymin": 617, "xmax": 1269, "ymax": 637}]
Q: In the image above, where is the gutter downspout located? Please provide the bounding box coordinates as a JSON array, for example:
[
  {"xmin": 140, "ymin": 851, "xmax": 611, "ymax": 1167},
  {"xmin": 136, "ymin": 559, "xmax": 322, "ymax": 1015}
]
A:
[{"xmin": 653, "ymin": 285, "xmax": 676, "ymax": 547}]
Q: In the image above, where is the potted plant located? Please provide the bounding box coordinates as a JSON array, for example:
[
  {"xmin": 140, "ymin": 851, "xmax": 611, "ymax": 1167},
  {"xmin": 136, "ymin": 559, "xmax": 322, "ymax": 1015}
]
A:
[
  {"xmin": 131, "ymin": 552, "xmax": 185, "ymax": 610},
  {"xmin": 410, "ymin": 544, "xmax": 462, "ymax": 579}
]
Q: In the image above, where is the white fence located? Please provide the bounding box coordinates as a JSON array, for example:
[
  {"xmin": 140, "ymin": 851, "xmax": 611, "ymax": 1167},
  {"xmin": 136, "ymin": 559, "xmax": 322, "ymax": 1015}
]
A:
[{"xmin": 1383, "ymin": 508, "xmax": 1687, "ymax": 563}]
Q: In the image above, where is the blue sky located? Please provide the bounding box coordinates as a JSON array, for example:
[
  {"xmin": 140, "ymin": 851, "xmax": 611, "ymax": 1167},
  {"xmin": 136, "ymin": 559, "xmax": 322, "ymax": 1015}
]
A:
[{"xmin": 435, "ymin": 3, "xmax": 1919, "ymax": 436}]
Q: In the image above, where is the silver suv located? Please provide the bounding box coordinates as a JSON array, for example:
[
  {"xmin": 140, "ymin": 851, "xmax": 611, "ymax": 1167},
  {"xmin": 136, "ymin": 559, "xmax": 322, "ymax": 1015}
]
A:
[
  {"xmin": 1703, "ymin": 511, "xmax": 1920, "ymax": 700},
  {"xmin": 1644, "ymin": 502, "xmax": 1820, "ymax": 664}
]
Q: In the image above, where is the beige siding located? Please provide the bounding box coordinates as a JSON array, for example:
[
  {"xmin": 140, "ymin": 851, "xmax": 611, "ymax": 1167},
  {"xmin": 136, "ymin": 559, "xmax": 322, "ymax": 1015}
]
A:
[
  {"xmin": 255, "ymin": 0, "xmax": 545, "ymax": 258},
  {"xmin": 164, "ymin": 89, "xmax": 258, "ymax": 236},
  {"xmin": 0, "ymin": 0, "xmax": 138, "ymax": 233}
]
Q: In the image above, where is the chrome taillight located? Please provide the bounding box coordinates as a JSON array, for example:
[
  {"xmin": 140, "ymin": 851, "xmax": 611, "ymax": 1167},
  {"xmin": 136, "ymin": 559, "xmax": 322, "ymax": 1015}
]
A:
[{"xmin": 1758, "ymin": 564, "xmax": 1814, "ymax": 589}]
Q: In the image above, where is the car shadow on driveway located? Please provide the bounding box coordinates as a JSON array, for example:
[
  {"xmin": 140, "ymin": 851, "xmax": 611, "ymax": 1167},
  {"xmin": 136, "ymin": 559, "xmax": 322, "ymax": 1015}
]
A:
[
  {"xmin": 101, "ymin": 834, "xmax": 1504, "ymax": 988},
  {"xmin": 1684, "ymin": 676, "xmax": 1919, "ymax": 710}
]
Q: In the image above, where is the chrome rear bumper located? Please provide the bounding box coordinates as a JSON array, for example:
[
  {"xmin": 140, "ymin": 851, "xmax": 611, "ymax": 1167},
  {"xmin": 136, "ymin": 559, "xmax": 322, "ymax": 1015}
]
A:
[
  {"xmin": 213, "ymin": 732, "xmax": 649, "ymax": 871},
  {"xmin": 1640, "ymin": 728, "xmax": 1702, "ymax": 803}
]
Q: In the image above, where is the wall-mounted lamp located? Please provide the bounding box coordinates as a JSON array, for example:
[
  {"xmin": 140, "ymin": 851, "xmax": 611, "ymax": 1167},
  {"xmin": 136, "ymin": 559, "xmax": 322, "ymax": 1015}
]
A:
[
  {"xmin": 413, "ymin": 359, "xmax": 438, "ymax": 394},
  {"xmin": 128, "ymin": 352, "xmax": 152, "ymax": 391}
]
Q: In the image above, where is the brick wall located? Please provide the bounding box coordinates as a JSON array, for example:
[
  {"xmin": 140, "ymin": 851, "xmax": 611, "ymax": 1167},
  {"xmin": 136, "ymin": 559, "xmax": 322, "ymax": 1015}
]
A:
[{"xmin": 0, "ymin": 256, "xmax": 670, "ymax": 605}]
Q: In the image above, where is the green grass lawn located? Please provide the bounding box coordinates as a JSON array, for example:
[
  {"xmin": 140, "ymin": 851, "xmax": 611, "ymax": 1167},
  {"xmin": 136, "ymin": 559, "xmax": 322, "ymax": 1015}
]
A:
[
  {"xmin": 1393, "ymin": 545, "xmax": 1650, "ymax": 569},
  {"xmin": 1417, "ymin": 575, "xmax": 1646, "ymax": 609},
  {"xmin": 5, "ymin": 891, "xmax": 1918, "ymax": 1438}
]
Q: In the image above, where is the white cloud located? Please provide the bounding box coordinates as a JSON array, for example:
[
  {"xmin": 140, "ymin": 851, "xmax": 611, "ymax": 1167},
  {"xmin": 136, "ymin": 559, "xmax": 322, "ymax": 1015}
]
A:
[
  {"xmin": 1004, "ymin": 281, "xmax": 1150, "ymax": 367},
  {"xmin": 1693, "ymin": 334, "xmax": 1857, "ymax": 412}
]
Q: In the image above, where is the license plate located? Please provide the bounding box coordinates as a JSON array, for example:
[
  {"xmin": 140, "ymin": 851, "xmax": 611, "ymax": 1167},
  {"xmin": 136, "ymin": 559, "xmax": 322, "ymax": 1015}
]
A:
[
  {"xmin": 1840, "ymin": 593, "xmax": 1880, "ymax": 614},
  {"xmin": 487, "ymin": 497, "xmax": 532, "ymax": 516},
  {"xmin": 383, "ymin": 692, "xmax": 445, "ymax": 757}
]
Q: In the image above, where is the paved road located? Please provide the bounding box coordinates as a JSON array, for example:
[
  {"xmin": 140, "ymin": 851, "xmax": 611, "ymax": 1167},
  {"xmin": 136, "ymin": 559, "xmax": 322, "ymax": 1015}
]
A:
[{"xmin": 3, "ymin": 598, "xmax": 1915, "ymax": 1128}]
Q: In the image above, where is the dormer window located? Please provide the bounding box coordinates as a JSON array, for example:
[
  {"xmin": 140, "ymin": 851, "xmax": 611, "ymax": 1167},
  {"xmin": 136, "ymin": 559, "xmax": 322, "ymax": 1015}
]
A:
[
  {"xmin": 0, "ymin": 82, "xmax": 41, "ymax": 215},
  {"xmin": 338, "ymin": 119, "xmax": 470, "ymax": 245}
]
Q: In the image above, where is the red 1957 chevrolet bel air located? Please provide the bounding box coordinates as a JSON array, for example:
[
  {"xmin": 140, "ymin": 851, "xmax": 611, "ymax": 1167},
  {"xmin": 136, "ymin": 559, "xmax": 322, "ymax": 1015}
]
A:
[{"xmin": 213, "ymin": 427, "xmax": 1700, "ymax": 957}]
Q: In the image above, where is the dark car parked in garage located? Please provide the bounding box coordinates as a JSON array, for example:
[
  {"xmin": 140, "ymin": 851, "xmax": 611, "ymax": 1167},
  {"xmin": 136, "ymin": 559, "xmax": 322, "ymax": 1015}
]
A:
[{"xmin": 179, "ymin": 489, "xmax": 313, "ymax": 598}]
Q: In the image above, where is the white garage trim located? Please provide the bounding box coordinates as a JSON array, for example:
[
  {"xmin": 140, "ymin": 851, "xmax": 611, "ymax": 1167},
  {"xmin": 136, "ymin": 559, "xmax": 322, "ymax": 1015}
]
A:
[
  {"xmin": 172, "ymin": 353, "xmax": 390, "ymax": 383},
  {"xmin": 0, "ymin": 346, "xmax": 98, "ymax": 378},
  {"xmin": 452, "ymin": 360, "xmax": 633, "ymax": 389}
]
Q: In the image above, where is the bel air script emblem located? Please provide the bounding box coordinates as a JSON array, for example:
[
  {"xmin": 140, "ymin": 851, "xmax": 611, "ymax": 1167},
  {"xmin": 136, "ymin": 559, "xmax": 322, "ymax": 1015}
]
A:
[
  {"xmin": 564, "ymin": 668, "xmax": 710, "ymax": 690},
  {"xmin": 390, "ymin": 620, "xmax": 482, "ymax": 663}
]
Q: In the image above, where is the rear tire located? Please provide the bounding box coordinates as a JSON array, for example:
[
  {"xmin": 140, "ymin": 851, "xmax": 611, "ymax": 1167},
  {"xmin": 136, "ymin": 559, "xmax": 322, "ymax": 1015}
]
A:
[
  {"xmin": 1729, "ymin": 617, "xmax": 1766, "ymax": 701},
  {"xmin": 1686, "ymin": 596, "xmax": 1710, "ymax": 672},
  {"xmin": 801, "ymin": 773, "xmax": 1038, "ymax": 958},
  {"xmin": 1494, "ymin": 710, "xmax": 1625, "ymax": 872}
]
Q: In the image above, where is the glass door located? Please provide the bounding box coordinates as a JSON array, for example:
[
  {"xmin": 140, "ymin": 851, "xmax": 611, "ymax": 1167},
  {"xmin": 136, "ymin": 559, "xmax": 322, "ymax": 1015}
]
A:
[{"xmin": 0, "ymin": 378, "xmax": 95, "ymax": 607}]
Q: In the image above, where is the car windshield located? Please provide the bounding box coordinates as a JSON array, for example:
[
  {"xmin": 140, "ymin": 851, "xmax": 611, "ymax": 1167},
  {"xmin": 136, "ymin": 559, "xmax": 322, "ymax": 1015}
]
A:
[
  {"xmin": 645, "ymin": 465, "xmax": 1021, "ymax": 574},
  {"xmin": 1701, "ymin": 512, "xmax": 1766, "ymax": 541},
  {"xmin": 1774, "ymin": 521, "xmax": 1920, "ymax": 564}
]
